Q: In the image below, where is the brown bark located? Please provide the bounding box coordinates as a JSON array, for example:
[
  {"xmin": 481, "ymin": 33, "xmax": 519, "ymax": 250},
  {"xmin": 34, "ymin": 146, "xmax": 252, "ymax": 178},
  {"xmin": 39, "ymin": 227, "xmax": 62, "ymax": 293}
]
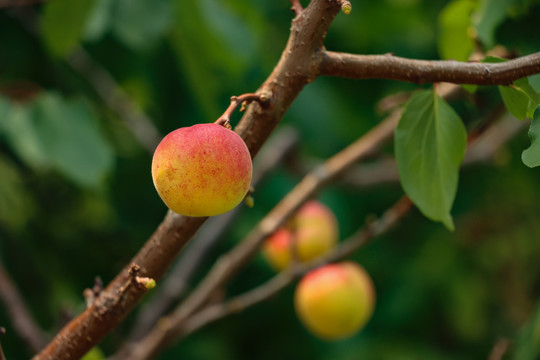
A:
[
  {"xmin": 32, "ymin": 0, "xmax": 540, "ymax": 358},
  {"xmin": 33, "ymin": 1, "xmax": 344, "ymax": 359},
  {"xmin": 320, "ymin": 51, "xmax": 540, "ymax": 85}
]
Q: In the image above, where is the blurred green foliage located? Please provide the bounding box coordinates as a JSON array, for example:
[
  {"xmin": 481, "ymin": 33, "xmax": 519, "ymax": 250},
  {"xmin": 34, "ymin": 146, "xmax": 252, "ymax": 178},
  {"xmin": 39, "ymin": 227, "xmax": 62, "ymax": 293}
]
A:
[{"xmin": 1, "ymin": 0, "xmax": 540, "ymax": 359}]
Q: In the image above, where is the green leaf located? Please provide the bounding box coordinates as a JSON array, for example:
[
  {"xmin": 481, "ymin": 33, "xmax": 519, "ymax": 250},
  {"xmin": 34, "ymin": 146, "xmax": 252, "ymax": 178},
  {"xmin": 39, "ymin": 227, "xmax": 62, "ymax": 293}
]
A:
[
  {"xmin": 473, "ymin": 0, "xmax": 515, "ymax": 48},
  {"xmin": 522, "ymin": 106, "xmax": 540, "ymax": 168},
  {"xmin": 395, "ymin": 89, "xmax": 467, "ymax": 230},
  {"xmin": 0, "ymin": 94, "xmax": 114, "ymax": 188},
  {"xmin": 32, "ymin": 93, "xmax": 114, "ymax": 188},
  {"xmin": 438, "ymin": 0, "xmax": 477, "ymax": 61},
  {"xmin": 515, "ymin": 77, "xmax": 540, "ymax": 118},
  {"xmin": 41, "ymin": 0, "xmax": 96, "ymax": 57},
  {"xmin": 499, "ymin": 85, "xmax": 531, "ymax": 120},
  {"xmin": 111, "ymin": 0, "xmax": 173, "ymax": 51},
  {"xmin": 81, "ymin": 347, "xmax": 105, "ymax": 360},
  {"xmin": 84, "ymin": 0, "xmax": 114, "ymax": 42},
  {"xmin": 0, "ymin": 97, "xmax": 50, "ymax": 168},
  {"xmin": 499, "ymin": 78, "xmax": 540, "ymax": 120},
  {"xmin": 513, "ymin": 299, "xmax": 540, "ymax": 360},
  {"xmin": 484, "ymin": 56, "xmax": 540, "ymax": 120}
]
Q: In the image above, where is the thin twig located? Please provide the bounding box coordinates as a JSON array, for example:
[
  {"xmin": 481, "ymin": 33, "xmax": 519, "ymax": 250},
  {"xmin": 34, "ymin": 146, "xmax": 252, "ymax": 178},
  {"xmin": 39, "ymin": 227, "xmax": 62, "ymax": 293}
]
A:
[
  {"xmin": 178, "ymin": 196, "xmax": 412, "ymax": 337},
  {"xmin": 142, "ymin": 93, "xmax": 524, "ymax": 340},
  {"xmin": 290, "ymin": 0, "xmax": 303, "ymax": 15},
  {"xmin": 34, "ymin": 1, "xmax": 345, "ymax": 358},
  {"xmin": 0, "ymin": 327, "xmax": 6, "ymax": 360},
  {"xmin": 114, "ymin": 78, "xmax": 489, "ymax": 358},
  {"xmin": 214, "ymin": 93, "xmax": 267, "ymax": 128},
  {"xmin": 0, "ymin": 261, "xmax": 48, "ymax": 353},
  {"xmin": 320, "ymin": 51, "xmax": 540, "ymax": 85},
  {"xmin": 488, "ymin": 338, "xmax": 511, "ymax": 360},
  {"xmin": 293, "ymin": 111, "xmax": 526, "ymax": 188},
  {"xmin": 173, "ymin": 96, "xmax": 523, "ymax": 337},
  {"xmin": 117, "ymin": 106, "xmax": 401, "ymax": 360}
]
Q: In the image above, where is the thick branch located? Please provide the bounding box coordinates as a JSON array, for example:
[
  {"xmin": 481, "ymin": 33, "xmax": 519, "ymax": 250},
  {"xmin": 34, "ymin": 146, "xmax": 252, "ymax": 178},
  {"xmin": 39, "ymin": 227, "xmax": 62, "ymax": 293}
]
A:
[
  {"xmin": 32, "ymin": 213, "xmax": 206, "ymax": 360},
  {"xmin": 0, "ymin": 260, "xmax": 48, "ymax": 353},
  {"xmin": 137, "ymin": 92, "xmax": 524, "ymax": 341},
  {"xmin": 320, "ymin": 51, "xmax": 540, "ymax": 85},
  {"xmin": 34, "ymin": 1, "xmax": 344, "ymax": 359},
  {"xmin": 234, "ymin": 0, "xmax": 342, "ymax": 156},
  {"xmin": 118, "ymin": 107, "xmax": 399, "ymax": 360},
  {"xmin": 115, "ymin": 79, "xmax": 478, "ymax": 358}
]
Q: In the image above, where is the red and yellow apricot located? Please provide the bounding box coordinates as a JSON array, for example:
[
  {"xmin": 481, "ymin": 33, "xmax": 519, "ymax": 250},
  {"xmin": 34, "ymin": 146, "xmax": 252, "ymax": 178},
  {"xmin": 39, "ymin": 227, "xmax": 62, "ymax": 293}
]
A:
[
  {"xmin": 294, "ymin": 261, "xmax": 376, "ymax": 340},
  {"xmin": 151, "ymin": 123, "xmax": 252, "ymax": 217},
  {"xmin": 262, "ymin": 200, "xmax": 338, "ymax": 270}
]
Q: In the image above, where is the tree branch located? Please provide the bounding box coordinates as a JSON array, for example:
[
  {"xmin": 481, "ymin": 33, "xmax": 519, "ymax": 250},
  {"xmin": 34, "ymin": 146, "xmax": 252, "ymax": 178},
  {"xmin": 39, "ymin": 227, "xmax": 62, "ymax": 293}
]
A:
[
  {"xmin": 293, "ymin": 110, "xmax": 526, "ymax": 188},
  {"xmin": 33, "ymin": 1, "xmax": 345, "ymax": 359},
  {"xmin": 31, "ymin": 0, "xmax": 539, "ymax": 357},
  {"xmin": 116, "ymin": 106, "xmax": 400, "ymax": 360},
  {"xmin": 127, "ymin": 89, "xmax": 524, "ymax": 343},
  {"xmin": 32, "ymin": 213, "xmax": 207, "ymax": 360},
  {"xmin": 0, "ymin": 260, "xmax": 48, "ymax": 353},
  {"xmin": 114, "ymin": 78, "xmax": 492, "ymax": 358},
  {"xmin": 488, "ymin": 338, "xmax": 511, "ymax": 360},
  {"xmin": 0, "ymin": 327, "xmax": 7, "ymax": 360},
  {"xmin": 177, "ymin": 196, "xmax": 412, "ymax": 338},
  {"xmin": 125, "ymin": 127, "xmax": 298, "ymax": 342},
  {"xmin": 320, "ymin": 51, "xmax": 540, "ymax": 85},
  {"xmin": 290, "ymin": 0, "xmax": 303, "ymax": 16}
]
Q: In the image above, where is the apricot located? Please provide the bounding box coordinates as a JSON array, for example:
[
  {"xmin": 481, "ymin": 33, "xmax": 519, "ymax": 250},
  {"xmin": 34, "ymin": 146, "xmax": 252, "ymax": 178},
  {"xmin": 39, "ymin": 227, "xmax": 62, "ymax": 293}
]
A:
[
  {"xmin": 151, "ymin": 123, "xmax": 252, "ymax": 217},
  {"xmin": 294, "ymin": 262, "xmax": 375, "ymax": 340},
  {"xmin": 262, "ymin": 200, "xmax": 338, "ymax": 270}
]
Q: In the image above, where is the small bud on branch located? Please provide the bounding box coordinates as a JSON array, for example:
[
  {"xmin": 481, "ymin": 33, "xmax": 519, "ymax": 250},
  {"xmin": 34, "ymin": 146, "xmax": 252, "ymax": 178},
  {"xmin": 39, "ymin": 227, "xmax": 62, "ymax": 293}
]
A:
[{"xmin": 338, "ymin": 0, "xmax": 351, "ymax": 14}]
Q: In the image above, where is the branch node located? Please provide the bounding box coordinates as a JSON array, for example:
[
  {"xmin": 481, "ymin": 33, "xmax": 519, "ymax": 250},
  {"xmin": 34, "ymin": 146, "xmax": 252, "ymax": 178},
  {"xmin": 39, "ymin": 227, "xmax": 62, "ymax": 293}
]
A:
[
  {"xmin": 126, "ymin": 263, "xmax": 156, "ymax": 290},
  {"xmin": 129, "ymin": 263, "xmax": 141, "ymax": 277},
  {"xmin": 84, "ymin": 277, "xmax": 103, "ymax": 308}
]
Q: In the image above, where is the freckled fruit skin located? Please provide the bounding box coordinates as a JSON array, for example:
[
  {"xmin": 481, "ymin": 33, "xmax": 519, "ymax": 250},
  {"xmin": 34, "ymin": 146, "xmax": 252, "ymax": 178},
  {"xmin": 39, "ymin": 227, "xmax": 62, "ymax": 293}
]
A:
[
  {"xmin": 151, "ymin": 123, "xmax": 252, "ymax": 217},
  {"xmin": 294, "ymin": 262, "xmax": 375, "ymax": 340},
  {"xmin": 262, "ymin": 201, "xmax": 338, "ymax": 270}
]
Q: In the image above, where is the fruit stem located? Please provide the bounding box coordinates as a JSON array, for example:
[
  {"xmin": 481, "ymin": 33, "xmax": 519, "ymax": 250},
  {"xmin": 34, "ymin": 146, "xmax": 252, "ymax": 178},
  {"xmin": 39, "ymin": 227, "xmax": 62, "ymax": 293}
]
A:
[{"xmin": 214, "ymin": 93, "xmax": 269, "ymax": 129}]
